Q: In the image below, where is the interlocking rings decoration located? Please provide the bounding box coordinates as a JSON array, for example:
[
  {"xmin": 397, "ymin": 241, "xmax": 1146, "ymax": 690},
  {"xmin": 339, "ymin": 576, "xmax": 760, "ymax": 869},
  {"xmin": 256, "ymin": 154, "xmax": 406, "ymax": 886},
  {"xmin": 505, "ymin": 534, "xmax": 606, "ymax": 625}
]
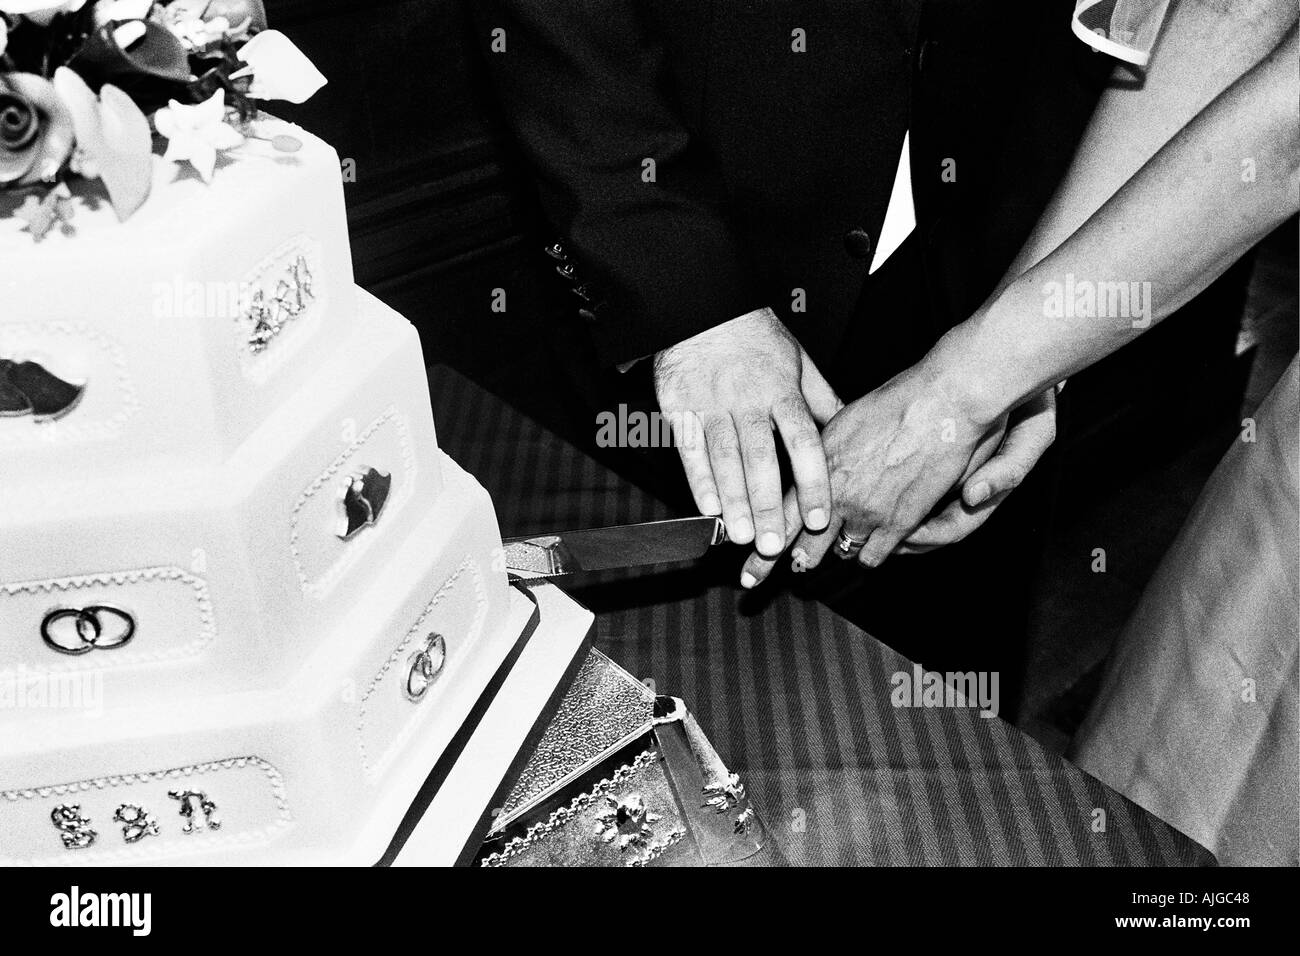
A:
[
  {"xmin": 405, "ymin": 632, "xmax": 447, "ymax": 702},
  {"xmin": 41, "ymin": 606, "xmax": 136, "ymax": 656}
]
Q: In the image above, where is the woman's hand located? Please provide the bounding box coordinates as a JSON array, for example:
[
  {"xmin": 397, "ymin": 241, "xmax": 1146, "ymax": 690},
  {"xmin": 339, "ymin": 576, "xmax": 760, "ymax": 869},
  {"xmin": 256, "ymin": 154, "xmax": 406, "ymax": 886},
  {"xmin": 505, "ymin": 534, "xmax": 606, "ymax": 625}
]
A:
[
  {"xmin": 896, "ymin": 387, "xmax": 1057, "ymax": 554},
  {"xmin": 736, "ymin": 355, "xmax": 1055, "ymax": 587}
]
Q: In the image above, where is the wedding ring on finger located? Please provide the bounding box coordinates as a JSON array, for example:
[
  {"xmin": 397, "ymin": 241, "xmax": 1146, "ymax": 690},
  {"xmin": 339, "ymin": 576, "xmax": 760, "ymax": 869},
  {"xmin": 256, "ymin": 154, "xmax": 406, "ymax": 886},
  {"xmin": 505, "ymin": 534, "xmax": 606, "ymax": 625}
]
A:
[{"xmin": 833, "ymin": 529, "xmax": 868, "ymax": 560}]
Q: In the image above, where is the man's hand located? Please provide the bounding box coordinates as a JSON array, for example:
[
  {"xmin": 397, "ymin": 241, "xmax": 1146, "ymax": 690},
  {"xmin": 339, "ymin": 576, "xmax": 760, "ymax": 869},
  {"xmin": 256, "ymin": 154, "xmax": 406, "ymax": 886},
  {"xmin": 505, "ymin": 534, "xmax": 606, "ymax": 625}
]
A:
[
  {"xmin": 655, "ymin": 307, "xmax": 843, "ymax": 555},
  {"xmin": 737, "ymin": 361, "xmax": 1054, "ymax": 586}
]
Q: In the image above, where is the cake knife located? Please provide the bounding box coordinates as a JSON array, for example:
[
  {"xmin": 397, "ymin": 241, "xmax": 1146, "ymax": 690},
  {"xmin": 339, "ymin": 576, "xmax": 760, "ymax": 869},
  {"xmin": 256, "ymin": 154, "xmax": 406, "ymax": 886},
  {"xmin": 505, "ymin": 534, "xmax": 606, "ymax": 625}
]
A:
[{"xmin": 503, "ymin": 516, "xmax": 727, "ymax": 580}]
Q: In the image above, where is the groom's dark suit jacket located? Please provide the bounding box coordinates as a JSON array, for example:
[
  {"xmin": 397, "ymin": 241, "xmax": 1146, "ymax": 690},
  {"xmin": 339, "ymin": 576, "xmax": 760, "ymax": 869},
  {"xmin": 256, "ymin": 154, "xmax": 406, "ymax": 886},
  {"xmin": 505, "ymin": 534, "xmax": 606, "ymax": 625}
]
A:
[
  {"xmin": 471, "ymin": 0, "xmax": 1112, "ymax": 702},
  {"xmin": 472, "ymin": 0, "xmax": 1110, "ymax": 399}
]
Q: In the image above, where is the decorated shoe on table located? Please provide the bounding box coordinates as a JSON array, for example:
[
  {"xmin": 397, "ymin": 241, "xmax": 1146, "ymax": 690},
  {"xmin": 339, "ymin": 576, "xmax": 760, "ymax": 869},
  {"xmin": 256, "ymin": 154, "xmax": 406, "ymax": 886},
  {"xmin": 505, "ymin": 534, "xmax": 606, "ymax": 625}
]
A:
[{"xmin": 478, "ymin": 650, "xmax": 767, "ymax": 868}]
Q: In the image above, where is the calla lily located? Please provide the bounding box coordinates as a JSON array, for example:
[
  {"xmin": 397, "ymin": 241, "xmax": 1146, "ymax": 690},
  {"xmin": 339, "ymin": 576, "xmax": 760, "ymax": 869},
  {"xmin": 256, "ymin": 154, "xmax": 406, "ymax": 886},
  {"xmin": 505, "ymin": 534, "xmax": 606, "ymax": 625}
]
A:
[
  {"xmin": 53, "ymin": 66, "xmax": 153, "ymax": 221},
  {"xmin": 69, "ymin": 19, "xmax": 193, "ymax": 89},
  {"xmin": 234, "ymin": 30, "xmax": 327, "ymax": 104}
]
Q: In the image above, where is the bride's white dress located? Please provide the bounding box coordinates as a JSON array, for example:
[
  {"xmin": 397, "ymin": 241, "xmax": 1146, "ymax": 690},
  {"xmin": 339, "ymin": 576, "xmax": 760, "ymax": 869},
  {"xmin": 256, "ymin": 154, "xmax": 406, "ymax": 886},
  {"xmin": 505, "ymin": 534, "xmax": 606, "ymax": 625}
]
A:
[{"xmin": 1071, "ymin": 356, "xmax": 1299, "ymax": 866}]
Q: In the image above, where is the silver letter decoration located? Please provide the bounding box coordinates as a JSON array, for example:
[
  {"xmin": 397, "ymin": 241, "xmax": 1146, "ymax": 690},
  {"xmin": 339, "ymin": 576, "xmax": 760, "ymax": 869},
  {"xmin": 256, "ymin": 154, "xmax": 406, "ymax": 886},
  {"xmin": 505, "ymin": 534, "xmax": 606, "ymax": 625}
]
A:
[
  {"xmin": 113, "ymin": 804, "xmax": 160, "ymax": 844},
  {"xmin": 246, "ymin": 254, "xmax": 315, "ymax": 354},
  {"xmin": 51, "ymin": 804, "xmax": 97, "ymax": 850},
  {"xmin": 168, "ymin": 789, "xmax": 222, "ymax": 834},
  {"xmin": 51, "ymin": 794, "xmax": 226, "ymax": 848},
  {"xmin": 337, "ymin": 466, "xmax": 392, "ymax": 540}
]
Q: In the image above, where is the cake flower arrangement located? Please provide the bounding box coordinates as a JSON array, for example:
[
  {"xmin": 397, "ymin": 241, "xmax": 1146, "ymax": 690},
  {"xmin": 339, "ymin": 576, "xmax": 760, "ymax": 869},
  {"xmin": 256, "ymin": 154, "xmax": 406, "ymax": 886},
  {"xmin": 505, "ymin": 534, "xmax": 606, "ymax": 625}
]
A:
[{"xmin": 0, "ymin": 0, "xmax": 326, "ymax": 239}]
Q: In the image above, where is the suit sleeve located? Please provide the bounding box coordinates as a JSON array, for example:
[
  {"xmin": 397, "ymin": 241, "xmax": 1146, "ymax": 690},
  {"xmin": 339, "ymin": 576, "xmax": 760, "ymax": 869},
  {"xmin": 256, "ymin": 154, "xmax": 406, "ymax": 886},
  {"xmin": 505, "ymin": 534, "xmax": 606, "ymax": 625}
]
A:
[{"xmin": 471, "ymin": 1, "xmax": 765, "ymax": 366}]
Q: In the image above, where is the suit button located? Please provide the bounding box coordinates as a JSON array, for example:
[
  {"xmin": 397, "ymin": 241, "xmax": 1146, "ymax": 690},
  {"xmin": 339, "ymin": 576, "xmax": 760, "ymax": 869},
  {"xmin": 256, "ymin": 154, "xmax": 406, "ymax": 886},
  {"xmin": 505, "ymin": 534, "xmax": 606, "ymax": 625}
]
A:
[
  {"xmin": 555, "ymin": 262, "xmax": 578, "ymax": 280},
  {"xmin": 844, "ymin": 228, "xmax": 873, "ymax": 260},
  {"xmin": 545, "ymin": 242, "xmax": 568, "ymax": 261}
]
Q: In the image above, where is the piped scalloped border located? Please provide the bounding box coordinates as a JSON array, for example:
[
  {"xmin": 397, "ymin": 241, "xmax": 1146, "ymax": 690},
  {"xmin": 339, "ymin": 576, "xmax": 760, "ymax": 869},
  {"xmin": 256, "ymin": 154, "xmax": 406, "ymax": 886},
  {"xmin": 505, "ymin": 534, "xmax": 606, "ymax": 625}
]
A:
[{"xmin": 0, "ymin": 755, "xmax": 291, "ymax": 866}]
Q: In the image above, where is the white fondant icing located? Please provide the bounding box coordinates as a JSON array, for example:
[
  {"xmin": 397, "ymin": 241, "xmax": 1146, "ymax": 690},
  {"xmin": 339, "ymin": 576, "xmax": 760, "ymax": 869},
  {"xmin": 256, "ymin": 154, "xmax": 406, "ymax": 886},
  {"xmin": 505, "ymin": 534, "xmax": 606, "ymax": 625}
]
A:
[
  {"xmin": 0, "ymin": 756, "xmax": 291, "ymax": 866},
  {"xmin": 357, "ymin": 555, "xmax": 489, "ymax": 781},
  {"xmin": 0, "ymin": 121, "xmax": 356, "ymax": 484},
  {"xmin": 0, "ymin": 109, "xmax": 525, "ymax": 863}
]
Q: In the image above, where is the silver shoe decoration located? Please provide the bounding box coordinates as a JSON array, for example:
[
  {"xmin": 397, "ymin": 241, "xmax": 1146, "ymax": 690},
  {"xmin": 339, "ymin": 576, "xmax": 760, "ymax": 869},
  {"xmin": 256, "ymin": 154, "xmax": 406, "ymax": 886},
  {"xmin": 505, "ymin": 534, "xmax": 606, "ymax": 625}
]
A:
[
  {"xmin": 337, "ymin": 466, "xmax": 392, "ymax": 540},
  {"xmin": 0, "ymin": 359, "xmax": 85, "ymax": 421}
]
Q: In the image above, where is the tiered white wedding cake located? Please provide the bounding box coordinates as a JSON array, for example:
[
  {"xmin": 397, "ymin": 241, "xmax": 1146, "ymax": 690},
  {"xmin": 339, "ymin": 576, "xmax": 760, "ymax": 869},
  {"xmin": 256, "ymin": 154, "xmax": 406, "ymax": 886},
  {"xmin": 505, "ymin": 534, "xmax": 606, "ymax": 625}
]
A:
[{"xmin": 0, "ymin": 6, "xmax": 537, "ymax": 864}]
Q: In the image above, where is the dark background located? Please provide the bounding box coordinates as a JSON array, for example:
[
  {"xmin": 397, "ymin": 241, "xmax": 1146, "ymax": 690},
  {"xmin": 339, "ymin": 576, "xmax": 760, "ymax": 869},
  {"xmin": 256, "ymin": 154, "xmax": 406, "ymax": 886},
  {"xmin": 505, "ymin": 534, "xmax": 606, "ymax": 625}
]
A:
[
  {"xmin": 263, "ymin": 0, "xmax": 1282, "ymax": 446},
  {"xmin": 266, "ymin": 0, "xmax": 564, "ymax": 395},
  {"xmin": 265, "ymin": 0, "xmax": 1297, "ymax": 748}
]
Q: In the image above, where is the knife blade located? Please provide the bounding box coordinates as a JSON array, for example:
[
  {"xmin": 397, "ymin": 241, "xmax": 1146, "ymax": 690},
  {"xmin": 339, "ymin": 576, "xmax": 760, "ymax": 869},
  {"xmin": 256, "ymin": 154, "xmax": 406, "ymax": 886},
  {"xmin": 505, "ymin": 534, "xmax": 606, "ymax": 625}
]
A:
[{"xmin": 503, "ymin": 516, "xmax": 727, "ymax": 579}]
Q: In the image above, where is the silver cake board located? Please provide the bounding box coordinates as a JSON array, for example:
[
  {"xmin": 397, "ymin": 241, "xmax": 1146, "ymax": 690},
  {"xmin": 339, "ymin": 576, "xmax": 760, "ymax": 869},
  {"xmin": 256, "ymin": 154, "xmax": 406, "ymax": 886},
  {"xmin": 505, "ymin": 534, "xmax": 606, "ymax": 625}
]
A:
[{"xmin": 384, "ymin": 582, "xmax": 595, "ymax": 866}]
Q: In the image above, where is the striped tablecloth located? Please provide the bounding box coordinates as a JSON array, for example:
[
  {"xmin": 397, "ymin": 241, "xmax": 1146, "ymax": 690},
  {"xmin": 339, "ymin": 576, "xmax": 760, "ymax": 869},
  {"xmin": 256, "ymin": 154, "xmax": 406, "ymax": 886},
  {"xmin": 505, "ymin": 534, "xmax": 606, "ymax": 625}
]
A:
[{"xmin": 430, "ymin": 366, "xmax": 1214, "ymax": 866}]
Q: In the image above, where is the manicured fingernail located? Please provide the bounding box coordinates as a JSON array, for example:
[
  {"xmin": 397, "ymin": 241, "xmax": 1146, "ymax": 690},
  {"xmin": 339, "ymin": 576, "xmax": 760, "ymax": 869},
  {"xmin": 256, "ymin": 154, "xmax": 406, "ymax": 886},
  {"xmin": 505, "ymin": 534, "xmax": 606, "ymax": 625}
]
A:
[
  {"xmin": 968, "ymin": 482, "xmax": 991, "ymax": 506},
  {"xmin": 701, "ymin": 495, "xmax": 721, "ymax": 515},
  {"xmin": 740, "ymin": 571, "xmax": 758, "ymax": 589},
  {"xmin": 759, "ymin": 532, "xmax": 782, "ymax": 555},
  {"xmin": 730, "ymin": 519, "xmax": 754, "ymax": 544},
  {"xmin": 791, "ymin": 548, "xmax": 810, "ymax": 572},
  {"xmin": 808, "ymin": 508, "xmax": 829, "ymax": 530}
]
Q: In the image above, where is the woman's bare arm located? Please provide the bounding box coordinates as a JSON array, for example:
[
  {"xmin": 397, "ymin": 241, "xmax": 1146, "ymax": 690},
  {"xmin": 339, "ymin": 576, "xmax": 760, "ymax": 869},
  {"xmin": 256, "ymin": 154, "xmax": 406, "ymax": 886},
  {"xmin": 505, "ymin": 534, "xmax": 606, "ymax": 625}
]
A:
[
  {"xmin": 1006, "ymin": 0, "xmax": 1298, "ymax": 280},
  {"xmin": 937, "ymin": 22, "xmax": 1299, "ymax": 425}
]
